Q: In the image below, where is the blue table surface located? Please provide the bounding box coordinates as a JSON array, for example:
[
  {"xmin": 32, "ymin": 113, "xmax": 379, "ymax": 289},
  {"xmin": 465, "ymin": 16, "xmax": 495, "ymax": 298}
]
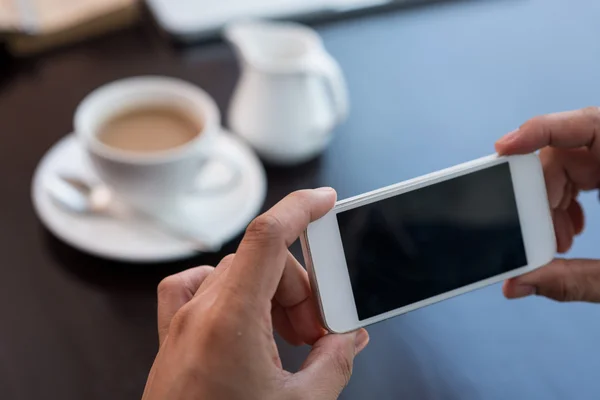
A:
[{"xmin": 278, "ymin": 1, "xmax": 600, "ymax": 399}]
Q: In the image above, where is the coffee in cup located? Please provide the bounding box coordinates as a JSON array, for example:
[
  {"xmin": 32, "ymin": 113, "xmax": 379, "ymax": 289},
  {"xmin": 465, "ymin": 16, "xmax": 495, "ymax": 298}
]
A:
[
  {"xmin": 97, "ymin": 106, "xmax": 203, "ymax": 153},
  {"xmin": 74, "ymin": 76, "xmax": 239, "ymax": 215}
]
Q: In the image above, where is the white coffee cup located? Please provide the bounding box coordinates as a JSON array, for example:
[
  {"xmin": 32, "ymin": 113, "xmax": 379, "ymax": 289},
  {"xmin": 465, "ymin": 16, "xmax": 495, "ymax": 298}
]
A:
[{"xmin": 74, "ymin": 76, "xmax": 238, "ymax": 214}]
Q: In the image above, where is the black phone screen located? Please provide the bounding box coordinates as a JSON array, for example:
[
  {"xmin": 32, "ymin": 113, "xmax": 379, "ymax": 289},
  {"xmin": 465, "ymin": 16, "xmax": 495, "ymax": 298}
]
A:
[{"xmin": 336, "ymin": 162, "xmax": 527, "ymax": 321}]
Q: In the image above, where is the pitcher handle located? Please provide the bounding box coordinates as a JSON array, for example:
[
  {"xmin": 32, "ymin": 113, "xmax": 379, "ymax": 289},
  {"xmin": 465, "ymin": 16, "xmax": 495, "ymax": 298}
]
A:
[{"xmin": 309, "ymin": 52, "xmax": 349, "ymax": 130}]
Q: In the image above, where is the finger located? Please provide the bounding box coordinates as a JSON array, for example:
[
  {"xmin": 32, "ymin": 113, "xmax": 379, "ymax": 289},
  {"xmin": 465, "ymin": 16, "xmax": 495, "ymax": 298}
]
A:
[
  {"xmin": 272, "ymin": 301, "xmax": 303, "ymax": 346},
  {"xmin": 157, "ymin": 266, "xmax": 214, "ymax": 345},
  {"xmin": 274, "ymin": 253, "xmax": 325, "ymax": 345},
  {"xmin": 568, "ymin": 199, "xmax": 585, "ymax": 235},
  {"xmin": 553, "ymin": 148, "xmax": 600, "ymax": 191},
  {"xmin": 553, "ymin": 209, "xmax": 575, "ymax": 253},
  {"xmin": 557, "ymin": 181, "xmax": 572, "ymax": 211},
  {"xmin": 194, "ymin": 254, "xmax": 235, "ymax": 294},
  {"xmin": 539, "ymin": 147, "xmax": 569, "ymax": 209},
  {"xmin": 495, "ymin": 107, "xmax": 600, "ymax": 156},
  {"xmin": 292, "ymin": 329, "xmax": 369, "ymax": 399},
  {"xmin": 540, "ymin": 148, "xmax": 600, "ymax": 209},
  {"xmin": 503, "ymin": 259, "xmax": 600, "ymax": 302},
  {"xmin": 226, "ymin": 188, "xmax": 336, "ymax": 303},
  {"xmin": 216, "ymin": 253, "xmax": 235, "ymax": 271}
]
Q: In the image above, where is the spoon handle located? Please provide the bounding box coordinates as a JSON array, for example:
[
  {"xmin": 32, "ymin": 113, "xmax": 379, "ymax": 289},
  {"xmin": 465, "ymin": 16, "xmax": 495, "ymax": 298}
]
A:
[
  {"xmin": 133, "ymin": 209, "xmax": 222, "ymax": 253},
  {"xmin": 51, "ymin": 175, "xmax": 222, "ymax": 253}
]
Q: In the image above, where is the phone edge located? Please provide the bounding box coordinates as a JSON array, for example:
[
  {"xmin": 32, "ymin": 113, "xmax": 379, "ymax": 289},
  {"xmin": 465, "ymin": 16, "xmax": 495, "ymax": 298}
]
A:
[
  {"xmin": 335, "ymin": 153, "xmax": 500, "ymax": 211},
  {"xmin": 301, "ymin": 231, "xmax": 338, "ymax": 333}
]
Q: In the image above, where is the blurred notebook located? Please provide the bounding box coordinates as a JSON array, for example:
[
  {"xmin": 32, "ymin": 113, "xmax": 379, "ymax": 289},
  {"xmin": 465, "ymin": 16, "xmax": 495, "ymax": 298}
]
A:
[
  {"xmin": 0, "ymin": 0, "xmax": 140, "ymax": 56},
  {"xmin": 147, "ymin": 0, "xmax": 443, "ymax": 42}
]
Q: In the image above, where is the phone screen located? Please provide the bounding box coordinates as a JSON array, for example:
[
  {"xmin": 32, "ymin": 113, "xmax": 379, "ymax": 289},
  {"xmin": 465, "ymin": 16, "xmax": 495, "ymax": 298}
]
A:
[{"xmin": 336, "ymin": 162, "xmax": 527, "ymax": 321}]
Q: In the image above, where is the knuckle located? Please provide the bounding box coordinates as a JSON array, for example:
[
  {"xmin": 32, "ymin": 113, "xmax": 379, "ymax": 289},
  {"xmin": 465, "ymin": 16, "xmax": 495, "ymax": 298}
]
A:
[
  {"xmin": 196, "ymin": 313, "xmax": 224, "ymax": 341},
  {"xmin": 168, "ymin": 298, "xmax": 227, "ymax": 341},
  {"xmin": 166, "ymin": 291, "xmax": 245, "ymax": 345},
  {"xmin": 246, "ymin": 214, "xmax": 284, "ymax": 242},
  {"xmin": 157, "ymin": 275, "xmax": 181, "ymax": 298},
  {"xmin": 168, "ymin": 303, "xmax": 194, "ymax": 338},
  {"xmin": 196, "ymin": 302, "xmax": 243, "ymax": 344}
]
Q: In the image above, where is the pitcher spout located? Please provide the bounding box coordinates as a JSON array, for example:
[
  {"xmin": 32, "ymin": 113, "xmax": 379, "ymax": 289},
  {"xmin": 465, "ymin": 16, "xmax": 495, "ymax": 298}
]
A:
[{"xmin": 224, "ymin": 20, "xmax": 322, "ymax": 73}]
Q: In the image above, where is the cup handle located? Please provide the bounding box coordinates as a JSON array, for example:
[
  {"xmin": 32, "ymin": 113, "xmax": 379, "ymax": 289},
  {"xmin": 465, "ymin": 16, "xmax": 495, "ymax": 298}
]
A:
[
  {"xmin": 192, "ymin": 149, "xmax": 242, "ymax": 195},
  {"xmin": 308, "ymin": 52, "xmax": 349, "ymax": 134}
]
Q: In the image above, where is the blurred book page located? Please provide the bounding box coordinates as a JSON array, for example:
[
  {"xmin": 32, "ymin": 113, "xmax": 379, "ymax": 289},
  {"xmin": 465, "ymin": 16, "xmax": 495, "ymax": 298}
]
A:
[
  {"xmin": 0, "ymin": 0, "xmax": 19, "ymax": 31},
  {"xmin": 33, "ymin": 0, "xmax": 136, "ymax": 33},
  {"xmin": 0, "ymin": 0, "xmax": 136, "ymax": 34}
]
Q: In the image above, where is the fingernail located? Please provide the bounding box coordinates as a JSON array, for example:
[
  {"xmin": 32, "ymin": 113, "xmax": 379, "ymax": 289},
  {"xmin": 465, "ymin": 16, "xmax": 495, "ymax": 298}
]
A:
[
  {"xmin": 497, "ymin": 129, "xmax": 519, "ymax": 145},
  {"xmin": 315, "ymin": 186, "xmax": 335, "ymax": 193},
  {"xmin": 354, "ymin": 329, "xmax": 369, "ymax": 354},
  {"xmin": 314, "ymin": 187, "xmax": 336, "ymax": 199},
  {"xmin": 512, "ymin": 284, "xmax": 537, "ymax": 299}
]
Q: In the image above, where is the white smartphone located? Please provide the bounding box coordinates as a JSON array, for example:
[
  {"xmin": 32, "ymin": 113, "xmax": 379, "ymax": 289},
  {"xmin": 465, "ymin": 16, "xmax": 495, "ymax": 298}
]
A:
[{"xmin": 301, "ymin": 154, "xmax": 556, "ymax": 333}]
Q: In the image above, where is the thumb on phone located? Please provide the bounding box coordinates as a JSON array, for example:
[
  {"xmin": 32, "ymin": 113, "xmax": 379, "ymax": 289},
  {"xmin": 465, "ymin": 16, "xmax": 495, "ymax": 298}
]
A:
[
  {"xmin": 290, "ymin": 329, "xmax": 369, "ymax": 399},
  {"xmin": 504, "ymin": 259, "xmax": 600, "ymax": 303}
]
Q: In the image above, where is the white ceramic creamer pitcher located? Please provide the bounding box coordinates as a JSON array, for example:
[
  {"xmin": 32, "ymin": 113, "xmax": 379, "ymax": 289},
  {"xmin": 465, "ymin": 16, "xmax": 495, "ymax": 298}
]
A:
[{"xmin": 225, "ymin": 20, "xmax": 349, "ymax": 165}]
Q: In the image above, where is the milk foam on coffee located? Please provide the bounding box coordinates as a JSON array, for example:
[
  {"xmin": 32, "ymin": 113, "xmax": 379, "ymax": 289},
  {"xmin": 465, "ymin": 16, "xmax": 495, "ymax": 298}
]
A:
[{"xmin": 98, "ymin": 106, "xmax": 202, "ymax": 153}]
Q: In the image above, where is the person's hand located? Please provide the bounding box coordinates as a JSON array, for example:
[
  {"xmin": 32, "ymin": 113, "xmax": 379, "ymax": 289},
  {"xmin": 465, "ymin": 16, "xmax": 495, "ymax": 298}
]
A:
[
  {"xmin": 496, "ymin": 107, "xmax": 600, "ymax": 302},
  {"xmin": 142, "ymin": 188, "xmax": 369, "ymax": 400}
]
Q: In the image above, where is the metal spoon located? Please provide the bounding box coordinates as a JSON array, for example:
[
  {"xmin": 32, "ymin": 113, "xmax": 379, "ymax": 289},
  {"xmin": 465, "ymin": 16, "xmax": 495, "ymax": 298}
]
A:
[{"xmin": 45, "ymin": 175, "xmax": 221, "ymax": 253}]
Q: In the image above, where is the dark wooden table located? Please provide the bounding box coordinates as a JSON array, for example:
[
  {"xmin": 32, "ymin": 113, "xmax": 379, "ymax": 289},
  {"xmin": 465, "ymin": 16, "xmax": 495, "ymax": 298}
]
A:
[{"xmin": 2, "ymin": 0, "xmax": 600, "ymax": 399}]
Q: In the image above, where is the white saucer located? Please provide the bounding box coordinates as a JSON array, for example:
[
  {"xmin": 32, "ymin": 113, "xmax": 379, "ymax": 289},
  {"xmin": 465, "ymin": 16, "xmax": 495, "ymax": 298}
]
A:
[{"xmin": 32, "ymin": 132, "xmax": 267, "ymax": 263}]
